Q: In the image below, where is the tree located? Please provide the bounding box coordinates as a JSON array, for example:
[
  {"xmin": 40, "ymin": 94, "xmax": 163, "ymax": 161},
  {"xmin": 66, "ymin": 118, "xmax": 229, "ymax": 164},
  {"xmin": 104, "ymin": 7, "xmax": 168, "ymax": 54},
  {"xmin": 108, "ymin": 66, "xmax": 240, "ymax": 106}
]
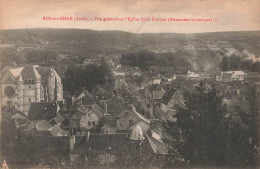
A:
[
  {"xmin": 164, "ymin": 86, "xmax": 259, "ymax": 166},
  {"xmin": 63, "ymin": 62, "xmax": 114, "ymax": 95}
]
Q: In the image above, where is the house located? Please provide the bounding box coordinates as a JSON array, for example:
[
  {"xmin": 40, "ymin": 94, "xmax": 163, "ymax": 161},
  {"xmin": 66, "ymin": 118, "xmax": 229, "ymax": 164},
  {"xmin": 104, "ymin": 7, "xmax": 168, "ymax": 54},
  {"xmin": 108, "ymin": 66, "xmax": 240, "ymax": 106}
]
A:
[
  {"xmin": 153, "ymin": 79, "xmax": 161, "ymax": 84},
  {"xmin": 114, "ymin": 75, "xmax": 127, "ymax": 89},
  {"xmin": 11, "ymin": 112, "xmax": 28, "ymax": 128},
  {"xmin": 68, "ymin": 104, "xmax": 104, "ymax": 132},
  {"xmin": 0, "ymin": 65, "xmax": 63, "ymax": 115},
  {"xmin": 73, "ymin": 89, "xmax": 95, "ymax": 106},
  {"xmin": 161, "ymin": 87, "xmax": 185, "ymax": 111},
  {"xmin": 116, "ymin": 106, "xmax": 150, "ymax": 133},
  {"xmin": 83, "ymin": 58, "xmax": 101, "ymax": 65},
  {"xmin": 101, "ymin": 115, "xmax": 118, "ymax": 134},
  {"xmin": 216, "ymin": 71, "xmax": 247, "ymax": 82},
  {"xmin": 167, "ymin": 74, "xmax": 176, "ymax": 83},
  {"xmin": 91, "ymin": 84, "xmax": 112, "ymax": 101},
  {"xmin": 187, "ymin": 70, "xmax": 200, "ymax": 79},
  {"xmin": 49, "ymin": 123, "xmax": 69, "ymax": 136},
  {"xmin": 152, "ymin": 91, "xmax": 166, "ymax": 103}
]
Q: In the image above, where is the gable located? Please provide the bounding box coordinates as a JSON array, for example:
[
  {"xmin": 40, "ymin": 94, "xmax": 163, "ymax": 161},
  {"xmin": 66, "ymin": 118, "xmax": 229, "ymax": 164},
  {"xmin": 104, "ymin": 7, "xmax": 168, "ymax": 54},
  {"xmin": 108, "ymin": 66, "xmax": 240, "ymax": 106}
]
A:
[
  {"xmin": 71, "ymin": 111, "xmax": 82, "ymax": 119},
  {"xmin": 1, "ymin": 71, "xmax": 16, "ymax": 83},
  {"xmin": 81, "ymin": 109, "xmax": 100, "ymax": 121}
]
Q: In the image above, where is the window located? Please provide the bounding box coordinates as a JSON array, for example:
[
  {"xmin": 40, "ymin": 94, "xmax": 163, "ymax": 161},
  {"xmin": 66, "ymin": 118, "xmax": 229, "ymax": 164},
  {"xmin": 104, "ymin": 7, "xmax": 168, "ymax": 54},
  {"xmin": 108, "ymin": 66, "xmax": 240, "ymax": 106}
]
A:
[
  {"xmin": 92, "ymin": 121, "xmax": 95, "ymax": 126},
  {"xmin": 88, "ymin": 121, "xmax": 91, "ymax": 126},
  {"xmin": 29, "ymin": 85, "xmax": 31, "ymax": 88},
  {"xmin": 102, "ymin": 96, "xmax": 105, "ymax": 99},
  {"xmin": 29, "ymin": 98, "xmax": 31, "ymax": 102},
  {"xmin": 88, "ymin": 113, "xmax": 90, "ymax": 117}
]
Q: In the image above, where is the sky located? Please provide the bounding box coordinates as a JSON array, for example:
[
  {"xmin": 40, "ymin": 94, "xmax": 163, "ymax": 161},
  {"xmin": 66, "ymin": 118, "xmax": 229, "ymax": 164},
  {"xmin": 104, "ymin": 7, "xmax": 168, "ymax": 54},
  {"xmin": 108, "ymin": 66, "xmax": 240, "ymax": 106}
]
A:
[{"xmin": 0, "ymin": 0, "xmax": 259, "ymax": 33}]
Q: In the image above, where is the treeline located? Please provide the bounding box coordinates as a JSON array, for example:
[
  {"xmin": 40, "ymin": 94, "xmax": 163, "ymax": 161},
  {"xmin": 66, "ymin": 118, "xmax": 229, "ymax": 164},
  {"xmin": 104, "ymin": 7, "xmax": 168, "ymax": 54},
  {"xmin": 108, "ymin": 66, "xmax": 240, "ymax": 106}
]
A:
[
  {"xmin": 222, "ymin": 54, "xmax": 260, "ymax": 73},
  {"xmin": 24, "ymin": 49, "xmax": 58, "ymax": 65},
  {"xmin": 120, "ymin": 50, "xmax": 191, "ymax": 72}
]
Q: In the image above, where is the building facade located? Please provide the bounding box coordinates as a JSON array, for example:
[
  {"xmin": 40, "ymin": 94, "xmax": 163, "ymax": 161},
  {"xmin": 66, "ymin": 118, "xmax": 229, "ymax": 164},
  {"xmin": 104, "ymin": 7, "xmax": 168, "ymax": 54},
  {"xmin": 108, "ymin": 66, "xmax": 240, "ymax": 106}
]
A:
[{"xmin": 0, "ymin": 65, "xmax": 63, "ymax": 115}]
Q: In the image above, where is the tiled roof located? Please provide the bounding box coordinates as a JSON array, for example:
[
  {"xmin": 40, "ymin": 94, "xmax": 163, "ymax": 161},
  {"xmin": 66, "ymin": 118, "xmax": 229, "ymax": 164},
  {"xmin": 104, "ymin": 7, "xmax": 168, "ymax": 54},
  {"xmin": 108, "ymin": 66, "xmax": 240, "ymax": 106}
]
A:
[
  {"xmin": 35, "ymin": 120, "xmax": 52, "ymax": 131},
  {"xmin": 91, "ymin": 104, "xmax": 105, "ymax": 118},
  {"xmin": 49, "ymin": 123, "xmax": 69, "ymax": 136}
]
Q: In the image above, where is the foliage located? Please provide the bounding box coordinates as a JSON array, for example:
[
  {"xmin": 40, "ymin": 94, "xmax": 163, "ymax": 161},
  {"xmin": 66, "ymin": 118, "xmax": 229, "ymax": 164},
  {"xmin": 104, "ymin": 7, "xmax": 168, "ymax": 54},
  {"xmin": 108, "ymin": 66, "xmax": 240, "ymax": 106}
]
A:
[
  {"xmin": 222, "ymin": 54, "xmax": 260, "ymax": 73},
  {"xmin": 120, "ymin": 50, "xmax": 191, "ymax": 72},
  {"xmin": 63, "ymin": 60, "xmax": 114, "ymax": 95},
  {"xmin": 164, "ymin": 86, "xmax": 259, "ymax": 166},
  {"xmin": 24, "ymin": 49, "xmax": 57, "ymax": 65}
]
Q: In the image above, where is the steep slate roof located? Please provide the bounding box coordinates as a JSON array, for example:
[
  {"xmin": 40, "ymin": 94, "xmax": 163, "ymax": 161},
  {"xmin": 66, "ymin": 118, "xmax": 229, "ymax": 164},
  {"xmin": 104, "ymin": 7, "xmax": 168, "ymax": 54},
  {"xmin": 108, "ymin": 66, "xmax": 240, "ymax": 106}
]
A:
[
  {"xmin": 161, "ymin": 87, "xmax": 176, "ymax": 105},
  {"xmin": 0, "ymin": 65, "xmax": 57, "ymax": 83},
  {"xmin": 28, "ymin": 102, "xmax": 57, "ymax": 121}
]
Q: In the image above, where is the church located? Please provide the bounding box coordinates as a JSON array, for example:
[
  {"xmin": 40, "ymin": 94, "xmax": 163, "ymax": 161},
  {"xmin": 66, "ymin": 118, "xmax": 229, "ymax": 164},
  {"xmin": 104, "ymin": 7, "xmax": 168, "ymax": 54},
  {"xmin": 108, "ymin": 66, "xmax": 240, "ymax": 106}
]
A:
[{"xmin": 0, "ymin": 65, "xmax": 63, "ymax": 116}]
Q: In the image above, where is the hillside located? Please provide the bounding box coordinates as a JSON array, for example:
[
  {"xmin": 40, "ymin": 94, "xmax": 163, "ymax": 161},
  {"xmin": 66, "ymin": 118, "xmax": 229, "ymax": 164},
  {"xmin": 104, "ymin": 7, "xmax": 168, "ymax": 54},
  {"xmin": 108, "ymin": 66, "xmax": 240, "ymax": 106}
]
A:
[{"xmin": 0, "ymin": 29, "xmax": 259, "ymax": 73}]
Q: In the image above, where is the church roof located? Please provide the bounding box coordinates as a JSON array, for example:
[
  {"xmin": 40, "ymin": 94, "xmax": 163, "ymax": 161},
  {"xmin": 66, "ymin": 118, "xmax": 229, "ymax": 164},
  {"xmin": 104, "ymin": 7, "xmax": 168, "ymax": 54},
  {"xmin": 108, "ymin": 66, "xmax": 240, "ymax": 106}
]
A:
[{"xmin": 20, "ymin": 65, "xmax": 41, "ymax": 80}]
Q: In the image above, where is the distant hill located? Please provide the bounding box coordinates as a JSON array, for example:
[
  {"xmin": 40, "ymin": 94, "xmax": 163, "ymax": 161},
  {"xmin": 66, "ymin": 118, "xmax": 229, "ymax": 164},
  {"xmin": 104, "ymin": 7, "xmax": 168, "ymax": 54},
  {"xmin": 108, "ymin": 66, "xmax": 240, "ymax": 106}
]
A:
[
  {"xmin": 0, "ymin": 29, "xmax": 259, "ymax": 73},
  {"xmin": 0, "ymin": 29, "xmax": 259, "ymax": 54}
]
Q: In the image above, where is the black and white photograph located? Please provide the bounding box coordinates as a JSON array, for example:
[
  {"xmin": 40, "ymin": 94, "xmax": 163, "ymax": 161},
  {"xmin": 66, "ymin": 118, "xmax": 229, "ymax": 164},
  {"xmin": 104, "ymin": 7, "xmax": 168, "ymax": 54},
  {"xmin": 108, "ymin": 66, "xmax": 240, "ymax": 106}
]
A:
[{"xmin": 0, "ymin": 0, "xmax": 259, "ymax": 168}]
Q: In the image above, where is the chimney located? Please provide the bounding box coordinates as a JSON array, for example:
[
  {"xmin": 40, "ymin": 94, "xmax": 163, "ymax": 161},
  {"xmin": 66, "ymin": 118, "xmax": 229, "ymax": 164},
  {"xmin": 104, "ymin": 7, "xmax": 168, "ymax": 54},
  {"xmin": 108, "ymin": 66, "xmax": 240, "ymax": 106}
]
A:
[
  {"xmin": 72, "ymin": 96, "xmax": 75, "ymax": 106},
  {"xmin": 70, "ymin": 135, "xmax": 75, "ymax": 152}
]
